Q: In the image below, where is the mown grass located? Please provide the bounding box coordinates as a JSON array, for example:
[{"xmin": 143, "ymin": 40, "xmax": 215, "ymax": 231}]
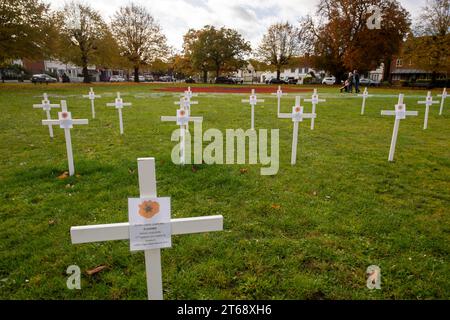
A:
[{"xmin": 0, "ymin": 83, "xmax": 449, "ymax": 300}]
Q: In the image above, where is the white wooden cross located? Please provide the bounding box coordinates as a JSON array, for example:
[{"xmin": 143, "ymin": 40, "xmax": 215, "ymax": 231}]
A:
[
  {"xmin": 33, "ymin": 93, "xmax": 60, "ymax": 138},
  {"xmin": 42, "ymin": 100, "xmax": 89, "ymax": 175},
  {"xmin": 175, "ymin": 96, "xmax": 198, "ymax": 117},
  {"xmin": 82, "ymin": 87, "xmax": 101, "ymax": 119},
  {"xmin": 70, "ymin": 157, "xmax": 223, "ymax": 300},
  {"xmin": 358, "ymin": 87, "xmax": 373, "ymax": 115},
  {"xmin": 161, "ymin": 109, "xmax": 203, "ymax": 165},
  {"xmin": 417, "ymin": 91, "xmax": 439, "ymax": 130},
  {"xmin": 241, "ymin": 89, "xmax": 264, "ymax": 130},
  {"xmin": 381, "ymin": 94, "xmax": 418, "ymax": 162},
  {"xmin": 106, "ymin": 92, "xmax": 132, "ymax": 135},
  {"xmin": 271, "ymin": 86, "xmax": 287, "ymax": 117},
  {"xmin": 304, "ymin": 89, "xmax": 325, "ymax": 130},
  {"xmin": 438, "ymin": 88, "xmax": 447, "ymax": 116},
  {"xmin": 279, "ymin": 97, "xmax": 316, "ymax": 165},
  {"xmin": 183, "ymin": 86, "xmax": 198, "ymax": 101}
]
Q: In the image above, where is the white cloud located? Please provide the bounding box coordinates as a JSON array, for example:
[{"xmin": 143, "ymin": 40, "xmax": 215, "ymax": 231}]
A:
[{"xmin": 45, "ymin": 0, "xmax": 423, "ymax": 51}]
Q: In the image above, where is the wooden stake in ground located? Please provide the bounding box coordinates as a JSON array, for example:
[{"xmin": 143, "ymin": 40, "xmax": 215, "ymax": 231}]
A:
[
  {"xmin": 161, "ymin": 108, "xmax": 203, "ymax": 165},
  {"xmin": 279, "ymin": 97, "xmax": 316, "ymax": 165},
  {"xmin": 417, "ymin": 91, "xmax": 439, "ymax": 130},
  {"xmin": 33, "ymin": 93, "xmax": 60, "ymax": 138},
  {"xmin": 242, "ymin": 89, "xmax": 264, "ymax": 130},
  {"xmin": 358, "ymin": 87, "xmax": 373, "ymax": 115},
  {"xmin": 106, "ymin": 92, "xmax": 132, "ymax": 135},
  {"xmin": 83, "ymin": 87, "xmax": 101, "ymax": 119},
  {"xmin": 437, "ymin": 88, "xmax": 447, "ymax": 116},
  {"xmin": 271, "ymin": 86, "xmax": 287, "ymax": 117},
  {"xmin": 381, "ymin": 94, "xmax": 418, "ymax": 162},
  {"xmin": 304, "ymin": 89, "xmax": 325, "ymax": 130},
  {"xmin": 70, "ymin": 157, "xmax": 223, "ymax": 300},
  {"xmin": 41, "ymin": 100, "xmax": 88, "ymax": 175}
]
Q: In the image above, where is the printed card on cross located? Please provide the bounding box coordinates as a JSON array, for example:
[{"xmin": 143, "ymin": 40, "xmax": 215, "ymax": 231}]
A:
[
  {"xmin": 177, "ymin": 108, "xmax": 189, "ymax": 125},
  {"xmin": 292, "ymin": 105, "xmax": 304, "ymax": 122},
  {"xmin": 58, "ymin": 111, "xmax": 73, "ymax": 129},
  {"xmin": 395, "ymin": 103, "xmax": 406, "ymax": 120}
]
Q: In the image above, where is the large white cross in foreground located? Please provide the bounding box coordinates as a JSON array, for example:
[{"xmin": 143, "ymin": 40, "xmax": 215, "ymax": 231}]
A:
[
  {"xmin": 358, "ymin": 87, "xmax": 373, "ymax": 115},
  {"xmin": 304, "ymin": 89, "xmax": 325, "ymax": 130},
  {"xmin": 417, "ymin": 91, "xmax": 439, "ymax": 130},
  {"xmin": 161, "ymin": 109, "xmax": 203, "ymax": 165},
  {"xmin": 42, "ymin": 100, "xmax": 89, "ymax": 175},
  {"xmin": 33, "ymin": 93, "xmax": 60, "ymax": 138},
  {"xmin": 381, "ymin": 94, "xmax": 418, "ymax": 162},
  {"xmin": 70, "ymin": 157, "xmax": 223, "ymax": 300},
  {"xmin": 83, "ymin": 87, "xmax": 101, "ymax": 119},
  {"xmin": 438, "ymin": 88, "xmax": 447, "ymax": 116},
  {"xmin": 242, "ymin": 89, "xmax": 264, "ymax": 130},
  {"xmin": 279, "ymin": 97, "xmax": 316, "ymax": 165},
  {"xmin": 106, "ymin": 92, "xmax": 132, "ymax": 135},
  {"xmin": 271, "ymin": 86, "xmax": 287, "ymax": 117}
]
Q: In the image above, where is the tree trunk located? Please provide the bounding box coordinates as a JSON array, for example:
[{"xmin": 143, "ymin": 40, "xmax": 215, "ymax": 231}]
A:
[
  {"xmin": 203, "ymin": 70, "xmax": 208, "ymax": 83},
  {"xmin": 276, "ymin": 69, "xmax": 281, "ymax": 80},
  {"xmin": 81, "ymin": 55, "xmax": 90, "ymax": 83},
  {"xmin": 383, "ymin": 58, "xmax": 392, "ymax": 84},
  {"xmin": 431, "ymin": 71, "xmax": 437, "ymax": 86},
  {"xmin": 134, "ymin": 66, "xmax": 139, "ymax": 82},
  {"xmin": 216, "ymin": 67, "xmax": 220, "ymax": 78}
]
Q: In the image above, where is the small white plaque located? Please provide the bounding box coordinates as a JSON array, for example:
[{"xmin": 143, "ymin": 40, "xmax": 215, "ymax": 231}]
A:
[
  {"xmin": 58, "ymin": 111, "xmax": 73, "ymax": 128},
  {"xmin": 395, "ymin": 104, "xmax": 406, "ymax": 120},
  {"xmin": 177, "ymin": 109, "xmax": 189, "ymax": 125},
  {"xmin": 250, "ymin": 95, "xmax": 257, "ymax": 105},
  {"xmin": 292, "ymin": 106, "xmax": 303, "ymax": 122},
  {"xmin": 115, "ymin": 98, "xmax": 124, "ymax": 108},
  {"xmin": 128, "ymin": 197, "xmax": 171, "ymax": 251}
]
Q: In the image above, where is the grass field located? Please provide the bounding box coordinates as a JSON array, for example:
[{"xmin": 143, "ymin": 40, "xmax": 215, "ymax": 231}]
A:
[{"xmin": 0, "ymin": 83, "xmax": 449, "ymax": 299}]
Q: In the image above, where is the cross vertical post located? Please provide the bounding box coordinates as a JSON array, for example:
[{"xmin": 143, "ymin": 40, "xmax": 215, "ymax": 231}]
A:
[
  {"xmin": 381, "ymin": 94, "xmax": 418, "ymax": 162},
  {"xmin": 304, "ymin": 89, "xmax": 325, "ymax": 130},
  {"xmin": 106, "ymin": 92, "xmax": 132, "ymax": 135},
  {"xmin": 241, "ymin": 89, "xmax": 264, "ymax": 130},
  {"xmin": 271, "ymin": 86, "xmax": 286, "ymax": 117},
  {"xmin": 358, "ymin": 87, "xmax": 372, "ymax": 115},
  {"xmin": 33, "ymin": 93, "xmax": 60, "ymax": 138},
  {"xmin": 418, "ymin": 91, "xmax": 439, "ymax": 130},
  {"xmin": 438, "ymin": 88, "xmax": 447, "ymax": 116},
  {"xmin": 83, "ymin": 87, "xmax": 101, "ymax": 119}
]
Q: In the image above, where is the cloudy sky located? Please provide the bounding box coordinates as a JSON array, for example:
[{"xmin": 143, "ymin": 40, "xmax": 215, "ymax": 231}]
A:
[{"xmin": 46, "ymin": 0, "xmax": 426, "ymax": 51}]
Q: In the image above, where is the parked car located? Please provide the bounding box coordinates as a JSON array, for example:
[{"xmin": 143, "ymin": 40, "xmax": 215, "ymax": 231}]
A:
[
  {"xmin": 129, "ymin": 75, "xmax": 145, "ymax": 82},
  {"xmin": 322, "ymin": 77, "xmax": 336, "ymax": 85},
  {"xmin": 266, "ymin": 78, "xmax": 287, "ymax": 84},
  {"xmin": 144, "ymin": 74, "xmax": 154, "ymax": 82},
  {"xmin": 159, "ymin": 75, "xmax": 174, "ymax": 82},
  {"xmin": 109, "ymin": 75, "xmax": 126, "ymax": 82},
  {"xmin": 185, "ymin": 77, "xmax": 196, "ymax": 83},
  {"xmin": 285, "ymin": 77, "xmax": 298, "ymax": 84},
  {"xmin": 31, "ymin": 74, "xmax": 57, "ymax": 84},
  {"xmin": 231, "ymin": 77, "xmax": 244, "ymax": 84},
  {"xmin": 359, "ymin": 78, "xmax": 381, "ymax": 87},
  {"xmin": 215, "ymin": 76, "xmax": 236, "ymax": 84}
]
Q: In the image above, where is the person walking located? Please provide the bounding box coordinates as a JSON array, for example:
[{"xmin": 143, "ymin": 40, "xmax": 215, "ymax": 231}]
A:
[
  {"xmin": 347, "ymin": 72, "xmax": 354, "ymax": 93},
  {"xmin": 353, "ymin": 70, "xmax": 360, "ymax": 93}
]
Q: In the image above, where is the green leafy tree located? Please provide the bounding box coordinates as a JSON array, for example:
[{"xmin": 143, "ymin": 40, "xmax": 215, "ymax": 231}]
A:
[{"xmin": 183, "ymin": 25, "xmax": 251, "ymax": 82}]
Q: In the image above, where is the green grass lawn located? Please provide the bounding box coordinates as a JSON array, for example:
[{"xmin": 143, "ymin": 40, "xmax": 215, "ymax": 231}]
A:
[{"xmin": 0, "ymin": 83, "xmax": 449, "ymax": 299}]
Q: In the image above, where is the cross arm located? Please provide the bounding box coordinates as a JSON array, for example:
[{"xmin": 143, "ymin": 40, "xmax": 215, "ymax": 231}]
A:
[
  {"xmin": 161, "ymin": 116, "xmax": 203, "ymax": 122},
  {"xmin": 42, "ymin": 119, "xmax": 60, "ymax": 125},
  {"xmin": 71, "ymin": 215, "xmax": 224, "ymax": 244},
  {"xmin": 278, "ymin": 113, "xmax": 292, "ymax": 119},
  {"xmin": 303, "ymin": 113, "xmax": 317, "ymax": 119},
  {"xmin": 33, "ymin": 104, "xmax": 60, "ymax": 108},
  {"xmin": 72, "ymin": 119, "xmax": 89, "ymax": 125},
  {"xmin": 381, "ymin": 110, "xmax": 396, "ymax": 116},
  {"xmin": 405, "ymin": 111, "xmax": 419, "ymax": 116},
  {"xmin": 418, "ymin": 101, "xmax": 439, "ymax": 104}
]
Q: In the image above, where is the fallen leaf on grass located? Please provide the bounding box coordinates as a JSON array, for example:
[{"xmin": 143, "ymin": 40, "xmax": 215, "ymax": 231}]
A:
[
  {"xmin": 191, "ymin": 165, "xmax": 198, "ymax": 173},
  {"xmin": 86, "ymin": 265, "xmax": 107, "ymax": 276},
  {"xmin": 271, "ymin": 204, "xmax": 281, "ymax": 210},
  {"xmin": 58, "ymin": 171, "xmax": 69, "ymax": 180},
  {"xmin": 240, "ymin": 168, "xmax": 248, "ymax": 174},
  {"xmin": 48, "ymin": 219, "xmax": 56, "ymax": 225}
]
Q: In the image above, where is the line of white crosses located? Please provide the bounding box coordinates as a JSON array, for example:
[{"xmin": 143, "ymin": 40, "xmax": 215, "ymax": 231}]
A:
[
  {"xmin": 304, "ymin": 89, "xmax": 325, "ymax": 130},
  {"xmin": 242, "ymin": 89, "xmax": 264, "ymax": 130},
  {"xmin": 70, "ymin": 157, "xmax": 223, "ymax": 300},
  {"xmin": 183, "ymin": 86, "xmax": 198, "ymax": 101},
  {"xmin": 42, "ymin": 100, "xmax": 89, "ymax": 175},
  {"xmin": 271, "ymin": 86, "xmax": 287, "ymax": 117},
  {"xmin": 381, "ymin": 94, "xmax": 418, "ymax": 162},
  {"xmin": 279, "ymin": 97, "xmax": 316, "ymax": 165},
  {"xmin": 106, "ymin": 92, "xmax": 132, "ymax": 135},
  {"xmin": 33, "ymin": 93, "xmax": 60, "ymax": 138},
  {"xmin": 438, "ymin": 88, "xmax": 447, "ymax": 115},
  {"xmin": 82, "ymin": 87, "xmax": 101, "ymax": 119},
  {"xmin": 417, "ymin": 91, "xmax": 439, "ymax": 130},
  {"xmin": 358, "ymin": 87, "xmax": 373, "ymax": 115}
]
